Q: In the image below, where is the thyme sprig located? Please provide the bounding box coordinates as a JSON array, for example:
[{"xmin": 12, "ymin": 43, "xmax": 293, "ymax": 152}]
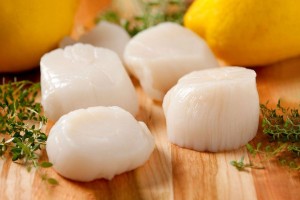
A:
[
  {"xmin": 245, "ymin": 142, "xmax": 300, "ymax": 171},
  {"xmin": 260, "ymin": 100, "xmax": 300, "ymax": 141},
  {"xmin": 231, "ymin": 100, "xmax": 300, "ymax": 172},
  {"xmin": 98, "ymin": 0, "xmax": 187, "ymax": 36},
  {"xmin": 230, "ymin": 156, "xmax": 264, "ymax": 172},
  {"xmin": 0, "ymin": 81, "xmax": 57, "ymax": 185}
]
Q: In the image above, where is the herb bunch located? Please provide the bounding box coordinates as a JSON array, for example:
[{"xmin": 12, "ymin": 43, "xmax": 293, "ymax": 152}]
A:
[
  {"xmin": 231, "ymin": 100, "xmax": 300, "ymax": 171},
  {"xmin": 261, "ymin": 100, "xmax": 300, "ymax": 143},
  {"xmin": 98, "ymin": 0, "xmax": 187, "ymax": 36},
  {"xmin": 0, "ymin": 81, "xmax": 57, "ymax": 182}
]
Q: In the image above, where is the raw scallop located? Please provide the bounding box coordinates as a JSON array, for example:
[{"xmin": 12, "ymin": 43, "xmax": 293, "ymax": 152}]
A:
[
  {"xmin": 163, "ymin": 67, "xmax": 259, "ymax": 152},
  {"xmin": 41, "ymin": 43, "xmax": 138, "ymax": 121},
  {"xmin": 124, "ymin": 22, "xmax": 219, "ymax": 101},
  {"xmin": 46, "ymin": 106, "xmax": 155, "ymax": 182},
  {"xmin": 59, "ymin": 21, "xmax": 130, "ymax": 62}
]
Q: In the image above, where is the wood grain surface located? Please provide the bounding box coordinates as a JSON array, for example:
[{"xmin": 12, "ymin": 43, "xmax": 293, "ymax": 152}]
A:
[
  {"xmin": 1, "ymin": 0, "xmax": 300, "ymax": 199},
  {"xmin": 0, "ymin": 60, "xmax": 299, "ymax": 200}
]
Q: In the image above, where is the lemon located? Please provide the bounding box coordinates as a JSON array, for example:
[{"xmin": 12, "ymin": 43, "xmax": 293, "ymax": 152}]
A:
[
  {"xmin": 184, "ymin": 0, "xmax": 300, "ymax": 66},
  {"xmin": 0, "ymin": 0, "xmax": 79, "ymax": 72}
]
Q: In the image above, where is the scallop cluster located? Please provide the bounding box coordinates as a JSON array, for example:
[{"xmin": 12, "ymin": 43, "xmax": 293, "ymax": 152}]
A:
[{"xmin": 41, "ymin": 21, "xmax": 259, "ymax": 182}]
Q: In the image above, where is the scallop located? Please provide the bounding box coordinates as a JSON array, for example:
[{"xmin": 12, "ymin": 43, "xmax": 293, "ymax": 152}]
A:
[
  {"xmin": 46, "ymin": 106, "xmax": 155, "ymax": 182},
  {"xmin": 124, "ymin": 22, "xmax": 219, "ymax": 101},
  {"xmin": 59, "ymin": 21, "xmax": 131, "ymax": 62},
  {"xmin": 79, "ymin": 21, "xmax": 130, "ymax": 61},
  {"xmin": 41, "ymin": 43, "xmax": 138, "ymax": 121},
  {"xmin": 163, "ymin": 67, "xmax": 259, "ymax": 152}
]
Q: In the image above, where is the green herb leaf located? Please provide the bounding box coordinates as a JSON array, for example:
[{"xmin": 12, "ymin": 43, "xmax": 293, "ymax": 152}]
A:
[
  {"xmin": 246, "ymin": 143, "xmax": 254, "ymax": 154},
  {"xmin": 40, "ymin": 162, "xmax": 53, "ymax": 168},
  {"xmin": 47, "ymin": 178, "xmax": 59, "ymax": 185}
]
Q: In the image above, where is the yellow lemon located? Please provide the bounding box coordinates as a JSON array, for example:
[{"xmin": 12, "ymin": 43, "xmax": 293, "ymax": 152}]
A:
[
  {"xmin": 184, "ymin": 0, "xmax": 300, "ymax": 66},
  {"xmin": 0, "ymin": 0, "xmax": 79, "ymax": 72}
]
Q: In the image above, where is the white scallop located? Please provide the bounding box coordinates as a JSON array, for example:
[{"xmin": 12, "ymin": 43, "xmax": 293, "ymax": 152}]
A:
[
  {"xmin": 46, "ymin": 106, "xmax": 155, "ymax": 182},
  {"xmin": 78, "ymin": 21, "xmax": 131, "ymax": 62},
  {"xmin": 58, "ymin": 21, "xmax": 130, "ymax": 62},
  {"xmin": 163, "ymin": 67, "xmax": 259, "ymax": 152},
  {"xmin": 124, "ymin": 22, "xmax": 219, "ymax": 101},
  {"xmin": 41, "ymin": 43, "xmax": 138, "ymax": 121}
]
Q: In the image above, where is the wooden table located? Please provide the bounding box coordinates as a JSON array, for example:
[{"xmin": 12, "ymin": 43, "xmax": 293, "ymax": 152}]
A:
[
  {"xmin": 0, "ymin": 56, "xmax": 299, "ymax": 200},
  {"xmin": 1, "ymin": 1, "xmax": 300, "ymax": 199}
]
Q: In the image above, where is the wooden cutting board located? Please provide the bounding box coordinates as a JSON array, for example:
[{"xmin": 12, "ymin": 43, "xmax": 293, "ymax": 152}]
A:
[
  {"xmin": 1, "ymin": 1, "xmax": 300, "ymax": 199},
  {"xmin": 0, "ymin": 57, "xmax": 299, "ymax": 200}
]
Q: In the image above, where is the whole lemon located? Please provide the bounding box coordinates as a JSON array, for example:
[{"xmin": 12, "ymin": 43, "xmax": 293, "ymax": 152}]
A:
[
  {"xmin": 184, "ymin": 0, "xmax": 300, "ymax": 66},
  {"xmin": 0, "ymin": 0, "xmax": 79, "ymax": 72}
]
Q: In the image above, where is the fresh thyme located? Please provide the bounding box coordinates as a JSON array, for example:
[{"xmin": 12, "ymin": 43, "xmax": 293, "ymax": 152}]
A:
[
  {"xmin": 260, "ymin": 100, "xmax": 300, "ymax": 142},
  {"xmin": 230, "ymin": 156, "xmax": 264, "ymax": 172},
  {"xmin": 98, "ymin": 10, "xmax": 120, "ymax": 25},
  {"xmin": 0, "ymin": 81, "xmax": 57, "ymax": 185},
  {"xmin": 98, "ymin": 0, "xmax": 187, "ymax": 36},
  {"xmin": 231, "ymin": 100, "xmax": 300, "ymax": 172}
]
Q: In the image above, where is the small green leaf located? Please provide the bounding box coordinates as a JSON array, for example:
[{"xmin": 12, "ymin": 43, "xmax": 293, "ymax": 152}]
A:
[
  {"xmin": 256, "ymin": 142, "xmax": 262, "ymax": 150},
  {"xmin": 246, "ymin": 143, "xmax": 254, "ymax": 154},
  {"xmin": 265, "ymin": 145, "xmax": 272, "ymax": 152},
  {"xmin": 47, "ymin": 178, "xmax": 59, "ymax": 185},
  {"xmin": 40, "ymin": 162, "xmax": 53, "ymax": 168},
  {"xmin": 12, "ymin": 153, "xmax": 20, "ymax": 161},
  {"xmin": 27, "ymin": 165, "xmax": 32, "ymax": 172}
]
